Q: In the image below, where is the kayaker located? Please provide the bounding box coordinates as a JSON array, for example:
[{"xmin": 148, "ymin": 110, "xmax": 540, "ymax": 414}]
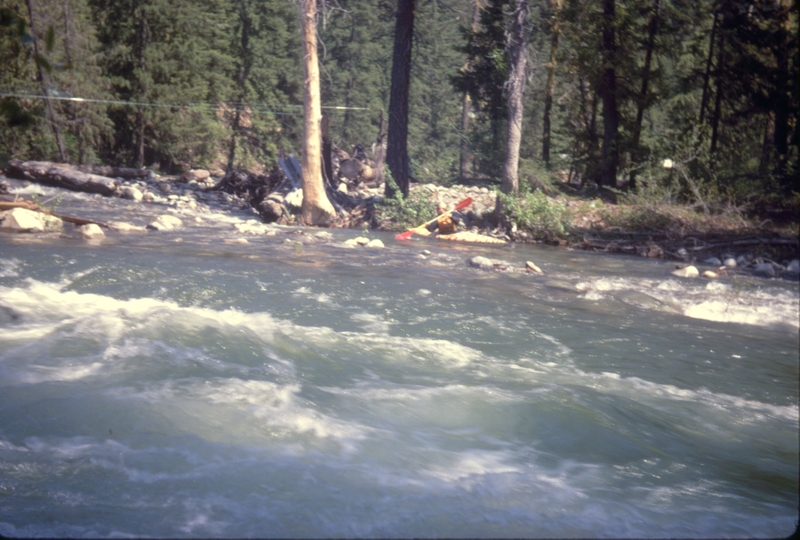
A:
[{"xmin": 427, "ymin": 202, "xmax": 463, "ymax": 235}]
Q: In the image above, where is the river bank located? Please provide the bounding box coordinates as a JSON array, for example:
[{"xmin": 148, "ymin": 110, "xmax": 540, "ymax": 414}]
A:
[{"xmin": 1, "ymin": 164, "xmax": 798, "ymax": 283}]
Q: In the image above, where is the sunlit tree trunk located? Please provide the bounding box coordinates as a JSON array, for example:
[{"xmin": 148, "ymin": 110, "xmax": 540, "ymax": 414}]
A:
[
  {"xmin": 299, "ymin": 0, "xmax": 335, "ymax": 225},
  {"xmin": 459, "ymin": 0, "xmax": 482, "ymax": 180},
  {"xmin": 493, "ymin": 0, "xmax": 529, "ymax": 221}
]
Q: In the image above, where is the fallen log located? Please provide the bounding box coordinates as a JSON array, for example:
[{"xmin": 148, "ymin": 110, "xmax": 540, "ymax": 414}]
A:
[
  {"xmin": 72, "ymin": 164, "xmax": 150, "ymax": 179},
  {"xmin": 6, "ymin": 159, "xmax": 118, "ymax": 196}
]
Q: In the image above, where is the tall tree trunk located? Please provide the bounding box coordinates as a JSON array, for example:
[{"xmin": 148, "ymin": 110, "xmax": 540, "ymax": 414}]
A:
[
  {"xmin": 628, "ymin": 0, "xmax": 660, "ymax": 191},
  {"xmin": 541, "ymin": 0, "xmax": 562, "ymax": 167},
  {"xmin": 698, "ymin": 10, "xmax": 719, "ymax": 126},
  {"xmin": 598, "ymin": 0, "xmax": 618, "ymax": 188},
  {"xmin": 709, "ymin": 24, "xmax": 726, "ymax": 158},
  {"xmin": 385, "ymin": 0, "xmax": 415, "ymax": 199},
  {"xmin": 759, "ymin": 113, "xmax": 775, "ymax": 175},
  {"xmin": 493, "ymin": 0, "xmax": 530, "ymax": 221},
  {"xmin": 135, "ymin": 4, "xmax": 148, "ymax": 169},
  {"xmin": 459, "ymin": 0, "xmax": 482, "ymax": 181},
  {"xmin": 373, "ymin": 109, "xmax": 387, "ymax": 186},
  {"xmin": 25, "ymin": 0, "xmax": 68, "ymax": 163},
  {"xmin": 227, "ymin": 0, "xmax": 253, "ymax": 172},
  {"xmin": 772, "ymin": 0, "xmax": 791, "ymax": 158},
  {"xmin": 299, "ymin": 0, "xmax": 335, "ymax": 225}
]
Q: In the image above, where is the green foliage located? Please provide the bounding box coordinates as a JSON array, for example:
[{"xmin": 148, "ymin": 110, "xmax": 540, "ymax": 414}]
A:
[
  {"xmin": 497, "ymin": 188, "xmax": 570, "ymax": 240},
  {"xmin": 377, "ymin": 167, "xmax": 438, "ymax": 230}
]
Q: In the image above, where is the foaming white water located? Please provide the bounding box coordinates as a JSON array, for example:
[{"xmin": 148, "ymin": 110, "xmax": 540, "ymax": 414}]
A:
[{"xmin": 578, "ymin": 275, "xmax": 799, "ymax": 329}]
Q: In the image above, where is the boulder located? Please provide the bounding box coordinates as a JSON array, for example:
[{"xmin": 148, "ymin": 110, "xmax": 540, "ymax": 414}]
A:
[
  {"xmin": 284, "ymin": 188, "xmax": 303, "ymax": 209},
  {"xmin": 121, "ymin": 186, "xmax": 144, "ymax": 202},
  {"xmin": 78, "ymin": 223, "xmax": 105, "ymax": 239},
  {"xmin": 753, "ymin": 263, "xmax": 775, "ymax": 278},
  {"xmin": 0, "ymin": 207, "xmax": 62, "ymax": 232},
  {"xmin": 469, "ymin": 256, "xmax": 494, "ymax": 270},
  {"xmin": 366, "ymin": 239, "xmax": 384, "ymax": 248},
  {"xmin": 703, "ymin": 257, "xmax": 721, "ymax": 266},
  {"xmin": 722, "ymin": 258, "xmax": 737, "ymax": 268},
  {"xmin": 672, "ymin": 265, "xmax": 699, "ymax": 278},
  {"xmin": 526, "ymin": 261, "xmax": 544, "ymax": 274}
]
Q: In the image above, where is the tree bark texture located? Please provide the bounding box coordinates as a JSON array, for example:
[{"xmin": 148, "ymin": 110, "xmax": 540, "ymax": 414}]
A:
[
  {"xmin": 500, "ymin": 0, "xmax": 530, "ymax": 198},
  {"xmin": 542, "ymin": 0, "xmax": 562, "ymax": 167},
  {"xmin": 628, "ymin": 0, "xmax": 660, "ymax": 190},
  {"xmin": 7, "ymin": 159, "xmax": 119, "ymax": 195},
  {"xmin": 459, "ymin": 0, "xmax": 482, "ymax": 181},
  {"xmin": 135, "ymin": 4, "xmax": 148, "ymax": 169},
  {"xmin": 299, "ymin": 0, "xmax": 335, "ymax": 225},
  {"xmin": 599, "ymin": 0, "xmax": 619, "ymax": 188},
  {"xmin": 385, "ymin": 0, "xmax": 415, "ymax": 199}
]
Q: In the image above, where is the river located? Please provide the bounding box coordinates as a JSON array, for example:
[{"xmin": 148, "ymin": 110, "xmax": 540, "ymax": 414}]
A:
[{"xmin": 0, "ymin": 186, "xmax": 798, "ymax": 537}]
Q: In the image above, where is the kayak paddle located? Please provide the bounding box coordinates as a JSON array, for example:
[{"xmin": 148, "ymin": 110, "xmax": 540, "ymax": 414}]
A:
[{"xmin": 394, "ymin": 197, "xmax": 473, "ymax": 240}]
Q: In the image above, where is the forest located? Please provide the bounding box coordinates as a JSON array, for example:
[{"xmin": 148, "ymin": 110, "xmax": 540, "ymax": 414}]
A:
[{"xmin": 1, "ymin": 0, "xmax": 797, "ymax": 216}]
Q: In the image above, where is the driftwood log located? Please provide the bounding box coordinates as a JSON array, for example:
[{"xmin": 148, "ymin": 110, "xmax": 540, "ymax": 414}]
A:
[{"xmin": 6, "ymin": 159, "xmax": 119, "ymax": 196}]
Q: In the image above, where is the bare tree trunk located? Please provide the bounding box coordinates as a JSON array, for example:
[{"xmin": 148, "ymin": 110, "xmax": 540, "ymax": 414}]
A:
[
  {"xmin": 709, "ymin": 24, "xmax": 726, "ymax": 158},
  {"xmin": 598, "ymin": 0, "xmax": 619, "ymax": 188},
  {"xmin": 25, "ymin": 0, "xmax": 68, "ymax": 163},
  {"xmin": 493, "ymin": 0, "xmax": 530, "ymax": 221},
  {"xmin": 299, "ymin": 0, "xmax": 335, "ymax": 225},
  {"xmin": 228, "ymin": 0, "xmax": 253, "ymax": 172},
  {"xmin": 542, "ymin": 0, "xmax": 562, "ymax": 167},
  {"xmin": 135, "ymin": 4, "xmax": 148, "ymax": 169},
  {"xmin": 385, "ymin": 0, "xmax": 415, "ymax": 199},
  {"xmin": 628, "ymin": 0, "xmax": 660, "ymax": 191},
  {"xmin": 373, "ymin": 109, "xmax": 387, "ymax": 186},
  {"xmin": 697, "ymin": 10, "xmax": 719, "ymax": 127},
  {"xmin": 459, "ymin": 0, "xmax": 482, "ymax": 181}
]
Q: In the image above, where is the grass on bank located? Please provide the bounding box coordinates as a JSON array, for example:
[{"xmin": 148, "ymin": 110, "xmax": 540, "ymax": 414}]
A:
[{"xmin": 375, "ymin": 159, "xmax": 798, "ymax": 248}]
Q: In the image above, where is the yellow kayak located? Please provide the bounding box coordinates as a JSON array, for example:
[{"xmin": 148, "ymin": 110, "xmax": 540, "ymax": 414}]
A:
[{"xmin": 411, "ymin": 228, "xmax": 506, "ymax": 244}]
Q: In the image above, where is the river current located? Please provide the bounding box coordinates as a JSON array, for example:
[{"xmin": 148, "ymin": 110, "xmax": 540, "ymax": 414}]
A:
[{"xmin": 0, "ymin": 187, "xmax": 798, "ymax": 537}]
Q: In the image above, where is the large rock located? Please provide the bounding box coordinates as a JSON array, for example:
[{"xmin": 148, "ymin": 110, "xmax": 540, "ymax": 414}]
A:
[
  {"xmin": 78, "ymin": 223, "xmax": 105, "ymax": 239},
  {"xmin": 672, "ymin": 265, "xmax": 699, "ymax": 278},
  {"xmin": 0, "ymin": 207, "xmax": 62, "ymax": 232},
  {"xmin": 121, "ymin": 186, "xmax": 144, "ymax": 202},
  {"xmin": 469, "ymin": 256, "xmax": 494, "ymax": 270},
  {"xmin": 753, "ymin": 263, "xmax": 776, "ymax": 278}
]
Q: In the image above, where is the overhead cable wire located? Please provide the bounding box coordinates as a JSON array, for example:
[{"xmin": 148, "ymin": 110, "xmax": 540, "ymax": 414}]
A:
[{"xmin": 0, "ymin": 92, "xmax": 369, "ymax": 115}]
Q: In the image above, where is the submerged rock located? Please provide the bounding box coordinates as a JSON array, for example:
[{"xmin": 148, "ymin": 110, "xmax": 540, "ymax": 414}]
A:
[
  {"xmin": 469, "ymin": 256, "xmax": 494, "ymax": 270},
  {"xmin": 147, "ymin": 214, "xmax": 183, "ymax": 231},
  {"xmin": 526, "ymin": 261, "xmax": 544, "ymax": 274},
  {"xmin": 109, "ymin": 221, "xmax": 147, "ymax": 233}
]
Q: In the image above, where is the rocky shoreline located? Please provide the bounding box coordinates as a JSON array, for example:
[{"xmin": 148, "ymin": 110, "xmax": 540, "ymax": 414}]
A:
[{"xmin": 1, "ymin": 162, "xmax": 798, "ymax": 282}]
